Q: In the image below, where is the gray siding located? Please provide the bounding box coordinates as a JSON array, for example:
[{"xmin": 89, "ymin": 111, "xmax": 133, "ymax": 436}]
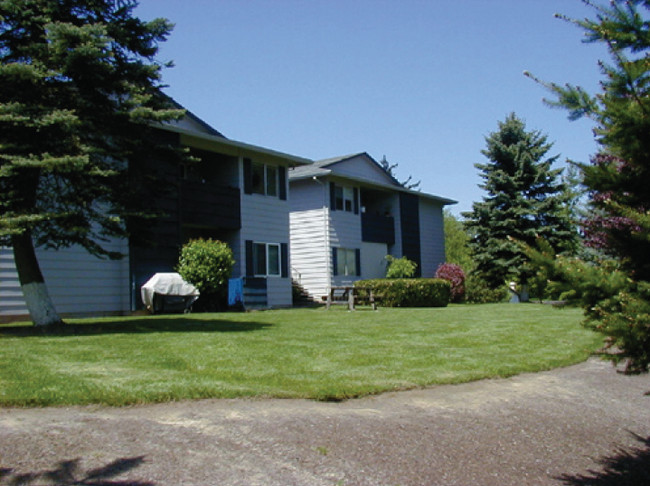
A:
[
  {"xmin": 419, "ymin": 198, "xmax": 446, "ymax": 277},
  {"xmin": 361, "ymin": 242, "xmax": 388, "ymax": 279},
  {"xmin": 289, "ymin": 179, "xmax": 328, "ymax": 212},
  {"xmin": 239, "ymin": 157, "xmax": 292, "ymax": 307},
  {"xmin": 330, "ymin": 155, "xmax": 398, "ymax": 186},
  {"xmin": 0, "ymin": 239, "xmax": 130, "ymax": 319},
  {"xmin": 329, "ymin": 203, "xmax": 363, "ymax": 287}
]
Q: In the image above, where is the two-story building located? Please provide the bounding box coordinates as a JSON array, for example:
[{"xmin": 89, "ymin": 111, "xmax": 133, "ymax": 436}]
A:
[
  {"xmin": 0, "ymin": 109, "xmax": 310, "ymax": 320},
  {"xmin": 289, "ymin": 153, "xmax": 456, "ymax": 300}
]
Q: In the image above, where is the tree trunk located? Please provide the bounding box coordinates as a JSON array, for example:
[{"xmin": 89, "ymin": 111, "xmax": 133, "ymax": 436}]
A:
[{"xmin": 11, "ymin": 232, "xmax": 64, "ymax": 327}]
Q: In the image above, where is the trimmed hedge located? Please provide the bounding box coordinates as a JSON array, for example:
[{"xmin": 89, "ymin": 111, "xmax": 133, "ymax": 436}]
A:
[{"xmin": 355, "ymin": 278, "xmax": 450, "ymax": 307}]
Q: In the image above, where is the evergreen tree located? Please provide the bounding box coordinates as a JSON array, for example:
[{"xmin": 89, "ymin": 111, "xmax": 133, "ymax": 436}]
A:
[
  {"xmin": 0, "ymin": 0, "xmax": 183, "ymax": 326},
  {"xmin": 463, "ymin": 114, "xmax": 578, "ymax": 295},
  {"xmin": 526, "ymin": 0, "xmax": 650, "ymax": 372},
  {"xmin": 379, "ymin": 155, "xmax": 421, "ymax": 190}
]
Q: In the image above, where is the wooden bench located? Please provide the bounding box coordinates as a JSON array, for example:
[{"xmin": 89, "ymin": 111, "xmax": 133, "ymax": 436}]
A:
[{"xmin": 324, "ymin": 286, "xmax": 381, "ymax": 311}]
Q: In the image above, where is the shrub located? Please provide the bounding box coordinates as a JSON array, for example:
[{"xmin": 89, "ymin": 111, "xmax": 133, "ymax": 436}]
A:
[
  {"xmin": 464, "ymin": 274, "xmax": 508, "ymax": 304},
  {"xmin": 355, "ymin": 278, "xmax": 450, "ymax": 307},
  {"xmin": 385, "ymin": 255, "xmax": 417, "ymax": 278},
  {"xmin": 435, "ymin": 263, "xmax": 466, "ymax": 302},
  {"xmin": 176, "ymin": 239, "xmax": 235, "ymax": 311}
]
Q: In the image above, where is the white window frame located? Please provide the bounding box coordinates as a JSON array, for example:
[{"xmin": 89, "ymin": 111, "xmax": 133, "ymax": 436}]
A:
[
  {"xmin": 265, "ymin": 165, "xmax": 278, "ymax": 197},
  {"xmin": 251, "ymin": 162, "xmax": 279, "ymax": 197},
  {"xmin": 334, "ymin": 184, "xmax": 355, "ymax": 212},
  {"xmin": 336, "ymin": 247, "xmax": 357, "ymax": 277},
  {"xmin": 253, "ymin": 242, "xmax": 281, "ymax": 277}
]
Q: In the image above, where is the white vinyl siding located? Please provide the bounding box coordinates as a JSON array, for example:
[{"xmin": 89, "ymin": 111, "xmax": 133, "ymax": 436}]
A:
[
  {"xmin": 0, "ymin": 247, "xmax": 27, "ymax": 318},
  {"xmin": 288, "ymin": 181, "xmax": 331, "ymax": 299},
  {"xmin": 419, "ymin": 198, "xmax": 446, "ymax": 277},
  {"xmin": 0, "ymin": 239, "xmax": 130, "ymax": 319},
  {"xmin": 289, "ymin": 208, "xmax": 330, "ymax": 300}
]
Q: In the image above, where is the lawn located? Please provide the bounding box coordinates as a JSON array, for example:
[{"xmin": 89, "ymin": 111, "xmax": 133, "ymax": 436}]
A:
[{"xmin": 0, "ymin": 304, "xmax": 603, "ymax": 407}]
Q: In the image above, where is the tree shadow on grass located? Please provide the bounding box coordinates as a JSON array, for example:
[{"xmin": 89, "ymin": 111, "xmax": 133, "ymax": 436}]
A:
[
  {"xmin": 0, "ymin": 456, "xmax": 154, "ymax": 485},
  {"xmin": 558, "ymin": 433, "xmax": 650, "ymax": 486},
  {"xmin": 0, "ymin": 316, "xmax": 272, "ymax": 337}
]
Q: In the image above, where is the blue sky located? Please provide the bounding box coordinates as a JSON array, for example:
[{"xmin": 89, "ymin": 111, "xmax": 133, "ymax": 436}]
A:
[{"xmin": 135, "ymin": 0, "xmax": 608, "ymax": 216}]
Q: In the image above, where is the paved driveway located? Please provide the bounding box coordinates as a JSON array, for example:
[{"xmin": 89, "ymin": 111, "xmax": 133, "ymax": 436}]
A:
[{"xmin": 1, "ymin": 358, "xmax": 649, "ymax": 486}]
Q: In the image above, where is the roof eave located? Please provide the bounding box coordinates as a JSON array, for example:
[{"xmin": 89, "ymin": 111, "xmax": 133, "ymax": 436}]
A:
[
  {"xmin": 291, "ymin": 171, "xmax": 456, "ymax": 205},
  {"xmin": 158, "ymin": 124, "xmax": 312, "ymax": 165}
]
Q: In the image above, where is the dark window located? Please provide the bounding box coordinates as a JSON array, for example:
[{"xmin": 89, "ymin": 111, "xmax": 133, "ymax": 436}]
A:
[
  {"xmin": 253, "ymin": 242, "xmax": 281, "ymax": 276},
  {"xmin": 266, "ymin": 165, "xmax": 278, "ymax": 197},
  {"xmin": 249, "ymin": 161, "xmax": 281, "ymax": 197},
  {"xmin": 333, "ymin": 184, "xmax": 354, "ymax": 212},
  {"xmin": 251, "ymin": 162, "xmax": 265, "ymax": 195},
  {"xmin": 253, "ymin": 243, "xmax": 266, "ymax": 275}
]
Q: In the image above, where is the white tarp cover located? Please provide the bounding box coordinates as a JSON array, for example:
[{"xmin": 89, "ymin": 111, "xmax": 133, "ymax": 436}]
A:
[{"xmin": 141, "ymin": 273, "xmax": 200, "ymax": 311}]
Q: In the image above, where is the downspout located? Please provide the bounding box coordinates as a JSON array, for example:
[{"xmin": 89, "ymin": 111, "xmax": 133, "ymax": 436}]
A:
[{"xmin": 312, "ymin": 176, "xmax": 331, "ymax": 292}]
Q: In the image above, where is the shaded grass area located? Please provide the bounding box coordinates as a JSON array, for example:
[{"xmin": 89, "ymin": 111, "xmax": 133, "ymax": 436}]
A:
[{"xmin": 0, "ymin": 304, "xmax": 603, "ymax": 406}]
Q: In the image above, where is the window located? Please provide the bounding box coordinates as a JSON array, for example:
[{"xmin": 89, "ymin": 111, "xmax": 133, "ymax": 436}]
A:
[
  {"xmin": 335, "ymin": 247, "xmax": 359, "ymax": 276},
  {"xmin": 253, "ymin": 242, "xmax": 281, "ymax": 276},
  {"xmin": 266, "ymin": 165, "xmax": 278, "ymax": 197},
  {"xmin": 267, "ymin": 243, "xmax": 280, "ymax": 276},
  {"xmin": 253, "ymin": 243, "xmax": 266, "ymax": 275},
  {"xmin": 251, "ymin": 162, "xmax": 265, "ymax": 195},
  {"xmin": 334, "ymin": 185, "xmax": 354, "ymax": 211},
  {"xmin": 244, "ymin": 159, "xmax": 287, "ymax": 200},
  {"xmin": 331, "ymin": 183, "xmax": 357, "ymax": 213},
  {"xmin": 250, "ymin": 162, "xmax": 279, "ymax": 197}
]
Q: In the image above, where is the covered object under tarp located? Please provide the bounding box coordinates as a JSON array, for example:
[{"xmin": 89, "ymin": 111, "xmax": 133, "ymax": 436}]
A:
[{"xmin": 140, "ymin": 273, "xmax": 200, "ymax": 314}]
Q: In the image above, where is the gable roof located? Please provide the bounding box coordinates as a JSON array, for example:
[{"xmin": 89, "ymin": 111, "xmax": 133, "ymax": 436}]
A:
[
  {"xmin": 289, "ymin": 152, "xmax": 401, "ymax": 186},
  {"xmin": 289, "ymin": 152, "xmax": 456, "ymax": 205},
  {"xmin": 159, "ymin": 97, "xmax": 311, "ymax": 166},
  {"xmin": 165, "ymin": 97, "xmax": 227, "ymax": 138}
]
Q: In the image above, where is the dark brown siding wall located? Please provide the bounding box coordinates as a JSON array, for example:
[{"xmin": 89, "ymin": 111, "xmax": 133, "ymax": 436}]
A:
[
  {"xmin": 399, "ymin": 193, "xmax": 421, "ymax": 277},
  {"xmin": 129, "ymin": 131, "xmax": 241, "ymax": 308}
]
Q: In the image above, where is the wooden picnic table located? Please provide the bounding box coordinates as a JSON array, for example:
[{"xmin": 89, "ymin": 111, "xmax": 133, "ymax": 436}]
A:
[{"xmin": 325, "ymin": 286, "xmax": 380, "ymax": 311}]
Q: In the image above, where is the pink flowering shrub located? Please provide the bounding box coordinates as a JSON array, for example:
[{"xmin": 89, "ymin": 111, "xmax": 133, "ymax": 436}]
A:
[
  {"xmin": 435, "ymin": 263, "xmax": 465, "ymax": 303},
  {"xmin": 581, "ymin": 154, "xmax": 644, "ymax": 253}
]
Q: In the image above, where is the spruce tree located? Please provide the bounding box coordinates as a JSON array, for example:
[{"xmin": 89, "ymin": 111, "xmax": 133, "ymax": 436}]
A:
[
  {"xmin": 526, "ymin": 1, "xmax": 650, "ymax": 372},
  {"xmin": 463, "ymin": 114, "xmax": 577, "ymax": 295},
  {"xmin": 0, "ymin": 0, "xmax": 183, "ymax": 326}
]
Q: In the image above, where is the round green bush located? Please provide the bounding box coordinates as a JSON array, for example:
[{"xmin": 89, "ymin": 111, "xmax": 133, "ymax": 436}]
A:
[
  {"xmin": 464, "ymin": 274, "xmax": 508, "ymax": 304},
  {"xmin": 176, "ymin": 239, "xmax": 235, "ymax": 311},
  {"xmin": 385, "ymin": 255, "xmax": 418, "ymax": 278}
]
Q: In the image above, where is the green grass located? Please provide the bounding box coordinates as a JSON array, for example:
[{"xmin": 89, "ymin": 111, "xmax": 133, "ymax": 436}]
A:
[{"xmin": 0, "ymin": 304, "xmax": 602, "ymax": 407}]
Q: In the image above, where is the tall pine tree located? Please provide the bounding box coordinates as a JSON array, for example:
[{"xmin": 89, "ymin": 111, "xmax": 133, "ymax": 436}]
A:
[
  {"xmin": 0, "ymin": 0, "xmax": 183, "ymax": 326},
  {"xmin": 463, "ymin": 114, "xmax": 578, "ymax": 296},
  {"xmin": 526, "ymin": 0, "xmax": 650, "ymax": 372}
]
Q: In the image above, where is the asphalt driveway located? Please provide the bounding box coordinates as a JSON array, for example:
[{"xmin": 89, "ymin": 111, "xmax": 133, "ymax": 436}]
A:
[{"xmin": 1, "ymin": 358, "xmax": 649, "ymax": 486}]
